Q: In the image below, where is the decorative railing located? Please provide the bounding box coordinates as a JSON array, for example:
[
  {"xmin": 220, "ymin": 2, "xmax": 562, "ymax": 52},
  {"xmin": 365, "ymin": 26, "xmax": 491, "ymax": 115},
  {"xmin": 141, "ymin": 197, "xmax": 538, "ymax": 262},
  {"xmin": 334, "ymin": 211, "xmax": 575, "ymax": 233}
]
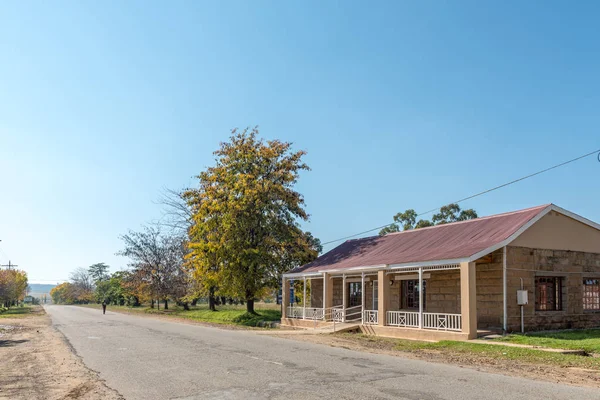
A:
[
  {"xmin": 422, "ymin": 313, "xmax": 461, "ymax": 331},
  {"xmin": 286, "ymin": 307, "xmax": 324, "ymax": 320},
  {"xmin": 331, "ymin": 307, "xmax": 344, "ymax": 322},
  {"xmin": 386, "ymin": 311, "xmax": 420, "ymax": 327},
  {"xmin": 304, "ymin": 307, "xmax": 324, "ymax": 320},
  {"xmin": 287, "ymin": 307, "xmax": 304, "ymax": 319},
  {"xmin": 363, "ymin": 310, "xmax": 378, "ymax": 325}
]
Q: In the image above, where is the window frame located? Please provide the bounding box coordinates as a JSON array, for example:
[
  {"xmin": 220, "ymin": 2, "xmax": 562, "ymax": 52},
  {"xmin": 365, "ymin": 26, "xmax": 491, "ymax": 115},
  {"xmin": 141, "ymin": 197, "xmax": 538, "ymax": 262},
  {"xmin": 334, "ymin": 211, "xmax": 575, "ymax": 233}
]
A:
[
  {"xmin": 583, "ymin": 278, "xmax": 600, "ymax": 311},
  {"xmin": 535, "ymin": 276, "xmax": 563, "ymax": 312},
  {"xmin": 401, "ymin": 279, "xmax": 426, "ymax": 310},
  {"xmin": 348, "ymin": 282, "xmax": 362, "ymax": 308}
]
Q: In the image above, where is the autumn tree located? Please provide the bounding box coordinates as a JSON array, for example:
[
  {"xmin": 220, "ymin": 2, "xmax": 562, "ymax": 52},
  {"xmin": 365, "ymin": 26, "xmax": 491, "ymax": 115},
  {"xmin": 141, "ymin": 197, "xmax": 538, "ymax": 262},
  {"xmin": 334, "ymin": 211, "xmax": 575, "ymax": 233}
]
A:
[
  {"xmin": 186, "ymin": 128, "xmax": 319, "ymax": 314},
  {"xmin": 69, "ymin": 267, "xmax": 94, "ymax": 303},
  {"xmin": 0, "ymin": 269, "xmax": 28, "ymax": 308},
  {"xmin": 379, "ymin": 203, "xmax": 477, "ymax": 235},
  {"xmin": 117, "ymin": 224, "xmax": 189, "ymax": 310}
]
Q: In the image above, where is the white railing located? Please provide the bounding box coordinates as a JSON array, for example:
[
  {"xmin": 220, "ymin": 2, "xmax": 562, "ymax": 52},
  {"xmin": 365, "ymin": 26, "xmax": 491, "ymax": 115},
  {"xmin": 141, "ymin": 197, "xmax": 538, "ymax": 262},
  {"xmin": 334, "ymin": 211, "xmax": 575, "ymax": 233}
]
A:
[
  {"xmin": 331, "ymin": 307, "xmax": 344, "ymax": 322},
  {"xmin": 286, "ymin": 307, "xmax": 324, "ymax": 320},
  {"xmin": 304, "ymin": 307, "xmax": 324, "ymax": 320},
  {"xmin": 386, "ymin": 311, "xmax": 420, "ymax": 327},
  {"xmin": 286, "ymin": 306, "xmax": 303, "ymax": 318},
  {"xmin": 423, "ymin": 313, "xmax": 461, "ymax": 331},
  {"xmin": 363, "ymin": 310, "xmax": 378, "ymax": 325},
  {"xmin": 344, "ymin": 305, "xmax": 363, "ymax": 322}
]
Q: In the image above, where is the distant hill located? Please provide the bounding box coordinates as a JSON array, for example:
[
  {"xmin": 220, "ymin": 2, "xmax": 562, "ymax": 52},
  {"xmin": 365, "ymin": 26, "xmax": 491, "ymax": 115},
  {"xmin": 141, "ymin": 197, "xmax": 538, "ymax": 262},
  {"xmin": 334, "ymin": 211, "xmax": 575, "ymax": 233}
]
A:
[{"xmin": 29, "ymin": 284, "xmax": 57, "ymax": 293}]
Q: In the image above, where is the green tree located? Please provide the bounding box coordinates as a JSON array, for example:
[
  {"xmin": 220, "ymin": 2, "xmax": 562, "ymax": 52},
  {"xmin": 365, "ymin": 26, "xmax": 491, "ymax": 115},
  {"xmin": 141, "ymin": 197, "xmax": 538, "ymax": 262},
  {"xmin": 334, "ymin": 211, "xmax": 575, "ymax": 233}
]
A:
[
  {"xmin": 379, "ymin": 203, "xmax": 477, "ymax": 235},
  {"xmin": 432, "ymin": 204, "xmax": 478, "ymax": 225},
  {"xmin": 186, "ymin": 127, "xmax": 318, "ymax": 314},
  {"xmin": 88, "ymin": 263, "xmax": 110, "ymax": 283}
]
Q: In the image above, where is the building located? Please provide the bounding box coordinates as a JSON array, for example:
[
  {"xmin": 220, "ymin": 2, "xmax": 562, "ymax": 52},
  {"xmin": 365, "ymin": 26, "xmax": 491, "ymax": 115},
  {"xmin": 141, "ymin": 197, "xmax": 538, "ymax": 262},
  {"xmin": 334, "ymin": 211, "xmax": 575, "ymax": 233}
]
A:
[{"xmin": 281, "ymin": 204, "xmax": 600, "ymax": 340}]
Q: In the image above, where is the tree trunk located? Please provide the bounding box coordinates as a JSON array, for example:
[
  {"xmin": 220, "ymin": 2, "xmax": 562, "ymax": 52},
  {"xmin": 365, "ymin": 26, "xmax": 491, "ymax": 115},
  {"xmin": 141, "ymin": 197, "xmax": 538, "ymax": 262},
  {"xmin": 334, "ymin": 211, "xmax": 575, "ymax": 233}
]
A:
[
  {"xmin": 157, "ymin": 299, "xmax": 160, "ymax": 310},
  {"xmin": 191, "ymin": 298, "xmax": 198, "ymax": 306},
  {"xmin": 220, "ymin": 296, "xmax": 227, "ymax": 306},
  {"xmin": 182, "ymin": 302, "xmax": 190, "ymax": 311},
  {"xmin": 208, "ymin": 287, "xmax": 216, "ymax": 311},
  {"xmin": 151, "ymin": 299, "xmax": 155, "ymax": 309},
  {"xmin": 246, "ymin": 298, "xmax": 255, "ymax": 314},
  {"xmin": 164, "ymin": 299, "xmax": 168, "ymax": 310}
]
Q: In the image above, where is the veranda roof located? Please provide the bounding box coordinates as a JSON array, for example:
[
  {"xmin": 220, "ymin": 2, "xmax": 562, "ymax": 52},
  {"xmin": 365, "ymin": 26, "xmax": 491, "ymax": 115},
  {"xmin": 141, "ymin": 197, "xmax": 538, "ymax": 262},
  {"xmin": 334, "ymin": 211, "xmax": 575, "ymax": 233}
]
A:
[{"xmin": 290, "ymin": 204, "xmax": 552, "ymax": 274}]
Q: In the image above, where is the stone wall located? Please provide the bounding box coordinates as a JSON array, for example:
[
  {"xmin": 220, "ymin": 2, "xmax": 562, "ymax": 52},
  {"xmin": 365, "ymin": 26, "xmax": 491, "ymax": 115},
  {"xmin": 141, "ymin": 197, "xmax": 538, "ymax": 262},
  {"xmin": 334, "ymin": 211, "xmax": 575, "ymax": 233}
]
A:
[
  {"xmin": 507, "ymin": 246, "xmax": 600, "ymax": 332},
  {"xmin": 365, "ymin": 279, "xmax": 375, "ymax": 310},
  {"xmin": 426, "ymin": 270, "xmax": 461, "ymax": 314},
  {"xmin": 332, "ymin": 278, "xmax": 343, "ymax": 306},
  {"xmin": 310, "ymin": 278, "xmax": 323, "ymax": 308},
  {"xmin": 475, "ymin": 250, "xmax": 504, "ymax": 329}
]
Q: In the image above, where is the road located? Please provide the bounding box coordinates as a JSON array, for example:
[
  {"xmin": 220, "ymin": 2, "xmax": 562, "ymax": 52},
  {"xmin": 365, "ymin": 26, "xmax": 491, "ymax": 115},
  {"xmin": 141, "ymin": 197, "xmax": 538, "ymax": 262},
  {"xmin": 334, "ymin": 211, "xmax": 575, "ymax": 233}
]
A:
[{"xmin": 45, "ymin": 305, "xmax": 598, "ymax": 400}]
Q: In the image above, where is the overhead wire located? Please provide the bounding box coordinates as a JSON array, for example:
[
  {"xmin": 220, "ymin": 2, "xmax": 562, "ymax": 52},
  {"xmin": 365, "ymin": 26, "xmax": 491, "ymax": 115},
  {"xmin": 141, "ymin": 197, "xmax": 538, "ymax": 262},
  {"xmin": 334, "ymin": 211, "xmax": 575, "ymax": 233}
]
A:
[{"xmin": 321, "ymin": 148, "xmax": 600, "ymax": 246}]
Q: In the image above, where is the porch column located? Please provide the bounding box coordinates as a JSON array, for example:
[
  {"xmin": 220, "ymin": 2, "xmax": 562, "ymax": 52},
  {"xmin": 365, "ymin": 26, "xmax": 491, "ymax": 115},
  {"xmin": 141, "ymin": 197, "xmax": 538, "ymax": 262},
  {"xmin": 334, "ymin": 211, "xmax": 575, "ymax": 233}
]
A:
[
  {"xmin": 418, "ymin": 267, "xmax": 423, "ymax": 329},
  {"xmin": 377, "ymin": 269, "xmax": 389, "ymax": 326},
  {"xmin": 303, "ymin": 276, "xmax": 307, "ymax": 320},
  {"xmin": 322, "ymin": 273, "xmax": 326, "ymax": 319},
  {"xmin": 282, "ymin": 277, "xmax": 290, "ymax": 319},
  {"xmin": 324, "ymin": 272, "xmax": 334, "ymax": 320},
  {"xmin": 361, "ymin": 272, "xmax": 365, "ymax": 324},
  {"xmin": 460, "ymin": 261, "xmax": 477, "ymax": 339},
  {"xmin": 342, "ymin": 274, "xmax": 347, "ymax": 322}
]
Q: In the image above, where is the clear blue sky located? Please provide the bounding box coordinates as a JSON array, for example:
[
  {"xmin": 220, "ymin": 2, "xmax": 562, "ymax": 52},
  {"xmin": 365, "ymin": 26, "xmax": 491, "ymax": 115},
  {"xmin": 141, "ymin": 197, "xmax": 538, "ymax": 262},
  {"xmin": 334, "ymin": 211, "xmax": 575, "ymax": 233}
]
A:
[{"xmin": 1, "ymin": 1, "xmax": 599, "ymax": 283}]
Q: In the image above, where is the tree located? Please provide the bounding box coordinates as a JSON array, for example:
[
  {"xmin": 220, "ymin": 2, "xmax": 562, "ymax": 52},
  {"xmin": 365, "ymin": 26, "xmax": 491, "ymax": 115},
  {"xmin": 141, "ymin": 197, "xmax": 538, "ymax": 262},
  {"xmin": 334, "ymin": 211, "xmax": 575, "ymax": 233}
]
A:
[
  {"xmin": 117, "ymin": 224, "xmax": 189, "ymax": 310},
  {"xmin": 95, "ymin": 271, "xmax": 126, "ymax": 305},
  {"xmin": 69, "ymin": 267, "xmax": 94, "ymax": 303},
  {"xmin": 186, "ymin": 127, "xmax": 319, "ymax": 314},
  {"xmin": 50, "ymin": 282, "xmax": 77, "ymax": 304},
  {"xmin": 379, "ymin": 203, "xmax": 477, "ymax": 235},
  {"xmin": 0, "ymin": 269, "xmax": 28, "ymax": 308},
  {"xmin": 88, "ymin": 263, "xmax": 110, "ymax": 283},
  {"xmin": 432, "ymin": 204, "xmax": 478, "ymax": 225}
]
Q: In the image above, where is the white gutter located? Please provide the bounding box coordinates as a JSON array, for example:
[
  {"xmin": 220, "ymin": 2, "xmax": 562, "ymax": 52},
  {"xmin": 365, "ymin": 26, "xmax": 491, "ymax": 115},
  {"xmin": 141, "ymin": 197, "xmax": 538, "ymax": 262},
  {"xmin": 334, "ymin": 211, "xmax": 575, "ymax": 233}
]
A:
[{"xmin": 282, "ymin": 272, "xmax": 324, "ymax": 279}]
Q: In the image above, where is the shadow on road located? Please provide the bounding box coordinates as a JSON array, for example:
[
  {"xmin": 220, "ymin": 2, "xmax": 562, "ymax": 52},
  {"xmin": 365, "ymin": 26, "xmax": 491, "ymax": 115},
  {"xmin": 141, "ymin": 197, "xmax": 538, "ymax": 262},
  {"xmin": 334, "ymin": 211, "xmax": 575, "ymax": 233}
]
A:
[{"xmin": 0, "ymin": 339, "xmax": 29, "ymax": 347}]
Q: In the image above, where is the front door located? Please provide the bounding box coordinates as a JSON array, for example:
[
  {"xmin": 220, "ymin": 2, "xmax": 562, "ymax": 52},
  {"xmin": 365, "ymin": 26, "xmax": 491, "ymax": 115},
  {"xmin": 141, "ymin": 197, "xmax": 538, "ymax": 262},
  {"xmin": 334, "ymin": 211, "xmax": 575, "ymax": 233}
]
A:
[{"xmin": 348, "ymin": 282, "xmax": 362, "ymax": 307}]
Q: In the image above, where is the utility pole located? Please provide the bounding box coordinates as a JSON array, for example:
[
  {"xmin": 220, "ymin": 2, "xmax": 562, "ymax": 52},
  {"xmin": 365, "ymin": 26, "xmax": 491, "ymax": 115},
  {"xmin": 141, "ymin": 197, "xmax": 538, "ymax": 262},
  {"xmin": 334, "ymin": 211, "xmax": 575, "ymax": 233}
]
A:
[{"xmin": 1, "ymin": 260, "xmax": 18, "ymax": 270}]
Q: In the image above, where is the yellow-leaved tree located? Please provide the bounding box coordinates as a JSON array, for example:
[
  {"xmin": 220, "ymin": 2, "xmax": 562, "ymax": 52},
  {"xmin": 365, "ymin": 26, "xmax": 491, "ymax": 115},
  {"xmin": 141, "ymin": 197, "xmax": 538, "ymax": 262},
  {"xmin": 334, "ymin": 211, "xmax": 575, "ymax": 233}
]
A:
[{"xmin": 185, "ymin": 128, "xmax": 321, "ymax": 315}]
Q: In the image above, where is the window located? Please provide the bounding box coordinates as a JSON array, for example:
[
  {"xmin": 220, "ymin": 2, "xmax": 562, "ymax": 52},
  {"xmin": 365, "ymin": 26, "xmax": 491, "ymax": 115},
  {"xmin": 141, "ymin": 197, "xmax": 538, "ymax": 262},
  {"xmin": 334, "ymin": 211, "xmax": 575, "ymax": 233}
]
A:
[
  {"xmin": 348, "ymin": 282, "xmax": 362, "ymax": 307},
  {"xmin": 535, "ymin": 277, "xmax": 563, "ymax": 311},
  {"xmin": 402, "ymin": 280, "xmax": 426, "ymax": 310},
  {"xmin": 583, "ymin": 279, "xmax": 600, "ymax": 311}
]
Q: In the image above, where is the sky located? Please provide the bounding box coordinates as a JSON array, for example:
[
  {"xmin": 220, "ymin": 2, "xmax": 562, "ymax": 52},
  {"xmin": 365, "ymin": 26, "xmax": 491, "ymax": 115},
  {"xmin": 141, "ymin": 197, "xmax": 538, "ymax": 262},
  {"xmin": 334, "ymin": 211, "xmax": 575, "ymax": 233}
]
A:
[{"xmin": 1, "ymin": 1, "xmax": 599, "ymax": 284}]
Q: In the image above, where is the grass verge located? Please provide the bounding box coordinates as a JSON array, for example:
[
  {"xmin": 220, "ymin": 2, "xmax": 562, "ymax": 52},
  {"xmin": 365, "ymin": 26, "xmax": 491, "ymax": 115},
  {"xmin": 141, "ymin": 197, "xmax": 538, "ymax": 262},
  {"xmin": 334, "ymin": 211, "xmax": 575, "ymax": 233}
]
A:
[
  {"xmin": 339, "ymin": 333, "xmax": 600, "ymax": 370},
  {"xmin": 79, "ymin": 303, "xmax": 282, "ymax": 327},
  {"xmin": 0, "ymin": 305, "xmax": 36, "ymax": 319},
  {"xmin": 494, "ymin": 328, "xmax": 600, "ymax": 354}
]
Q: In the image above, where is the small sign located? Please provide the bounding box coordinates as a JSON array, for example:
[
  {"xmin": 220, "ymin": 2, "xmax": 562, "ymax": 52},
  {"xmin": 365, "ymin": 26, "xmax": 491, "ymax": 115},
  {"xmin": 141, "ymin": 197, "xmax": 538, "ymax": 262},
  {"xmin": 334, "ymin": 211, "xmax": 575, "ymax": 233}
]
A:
[{"xmin": 517, "ymin": 290, "xmax": 528, "ymax": 305}]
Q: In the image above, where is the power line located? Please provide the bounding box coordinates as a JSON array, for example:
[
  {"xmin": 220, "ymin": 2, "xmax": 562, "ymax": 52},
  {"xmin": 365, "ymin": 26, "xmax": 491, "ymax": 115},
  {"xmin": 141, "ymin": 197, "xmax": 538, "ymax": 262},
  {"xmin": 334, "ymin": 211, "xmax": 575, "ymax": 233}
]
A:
[{"xmin": 321, "ymin": 148, "xmax": 600, "ymax": 246}]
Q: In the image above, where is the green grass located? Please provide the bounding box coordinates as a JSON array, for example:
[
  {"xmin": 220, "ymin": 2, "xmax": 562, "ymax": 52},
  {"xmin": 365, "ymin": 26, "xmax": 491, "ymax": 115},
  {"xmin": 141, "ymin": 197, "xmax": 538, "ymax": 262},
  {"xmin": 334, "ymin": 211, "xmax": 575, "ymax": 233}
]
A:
[
  {"xmin": 340, "ymin": 334, "xmax": 600, "ymax": 370},
  {"xmin": 495, "ymin": 329, "xmax": 600, "ymax": 354},
  {"xmin": 0, "ymin": 305, "xmax": 35, "ymax": 319},
  {"xmin": 79, "ymin": 303, "xmax": 282, "ymax": 327}
]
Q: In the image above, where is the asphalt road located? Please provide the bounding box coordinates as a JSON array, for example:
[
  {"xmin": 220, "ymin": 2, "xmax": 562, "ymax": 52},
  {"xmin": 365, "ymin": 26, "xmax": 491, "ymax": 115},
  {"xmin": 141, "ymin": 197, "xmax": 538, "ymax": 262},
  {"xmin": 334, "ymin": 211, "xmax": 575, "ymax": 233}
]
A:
[{"xmin": 45, "ymin": 305, "xmax": 599, "ymax": 400}]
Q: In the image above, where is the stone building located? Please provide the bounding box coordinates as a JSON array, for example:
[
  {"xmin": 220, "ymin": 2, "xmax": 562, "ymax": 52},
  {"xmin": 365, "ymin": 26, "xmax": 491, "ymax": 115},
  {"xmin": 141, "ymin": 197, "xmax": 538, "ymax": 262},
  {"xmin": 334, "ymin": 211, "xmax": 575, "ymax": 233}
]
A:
[{"xmin": 281, "ymin": 204, "xmax": 600, "ymax": 340}]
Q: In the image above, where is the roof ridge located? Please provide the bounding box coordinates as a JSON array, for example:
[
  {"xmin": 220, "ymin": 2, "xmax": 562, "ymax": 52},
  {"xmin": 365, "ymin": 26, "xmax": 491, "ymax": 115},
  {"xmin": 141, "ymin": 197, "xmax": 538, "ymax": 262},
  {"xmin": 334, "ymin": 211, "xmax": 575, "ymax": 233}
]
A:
[{"xmin": 384, "ymin": 204, "xmax": 551, "ymax": 236}]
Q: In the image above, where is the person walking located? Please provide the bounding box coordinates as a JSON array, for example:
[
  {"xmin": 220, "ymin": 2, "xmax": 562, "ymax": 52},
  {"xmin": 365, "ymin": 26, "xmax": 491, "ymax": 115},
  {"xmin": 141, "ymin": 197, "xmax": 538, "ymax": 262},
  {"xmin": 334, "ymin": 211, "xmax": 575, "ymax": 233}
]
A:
[{"xmin": 102, "ymin": 300, "xmax": 107, "ymax": 315}]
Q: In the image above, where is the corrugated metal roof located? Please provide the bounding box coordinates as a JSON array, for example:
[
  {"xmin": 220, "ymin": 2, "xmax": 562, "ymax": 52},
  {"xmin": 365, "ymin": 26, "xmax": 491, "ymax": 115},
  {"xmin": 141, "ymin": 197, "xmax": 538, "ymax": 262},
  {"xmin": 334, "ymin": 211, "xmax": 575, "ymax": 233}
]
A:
[{"xmin": 291, "ymin": 204, "xmax": 551, "ymax": 274}]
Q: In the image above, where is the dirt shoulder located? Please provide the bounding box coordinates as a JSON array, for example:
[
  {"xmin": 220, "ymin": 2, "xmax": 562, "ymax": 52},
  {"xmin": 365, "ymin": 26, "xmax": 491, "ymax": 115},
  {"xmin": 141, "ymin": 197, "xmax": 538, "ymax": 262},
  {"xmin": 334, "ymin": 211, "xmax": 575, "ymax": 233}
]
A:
[
  {"xmin": 0, "ymin": 307, "xmax": 122, "ymax": 400},
  {"xmin": 274, "ymin": 332, "xmax": 600, "ymax": 389}
]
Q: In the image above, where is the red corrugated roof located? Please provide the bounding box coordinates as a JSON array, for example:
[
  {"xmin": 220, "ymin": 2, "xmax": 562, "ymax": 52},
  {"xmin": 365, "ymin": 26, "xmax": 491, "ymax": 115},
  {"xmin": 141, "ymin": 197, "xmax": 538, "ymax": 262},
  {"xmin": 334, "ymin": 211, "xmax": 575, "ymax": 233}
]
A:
[{"xmin": 291, "ymin": 204, "xmax": 551, "ymax": 273}]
